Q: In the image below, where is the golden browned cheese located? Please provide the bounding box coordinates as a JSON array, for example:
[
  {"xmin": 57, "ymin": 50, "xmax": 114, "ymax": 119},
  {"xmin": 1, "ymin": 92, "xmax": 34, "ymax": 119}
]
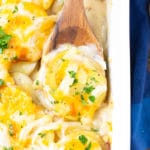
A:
[{"xmin": 0, "ymin": 2, "xmax": 56, "ymax": 61}]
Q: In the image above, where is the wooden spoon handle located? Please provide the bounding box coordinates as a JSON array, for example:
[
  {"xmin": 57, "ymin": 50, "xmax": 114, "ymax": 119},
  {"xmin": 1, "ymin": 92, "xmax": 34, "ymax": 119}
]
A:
[
  {"xmin": 61, "ymin": 0, "xmax": 86, "ymax": 28},
  {"xmin": 44, "ymin": 0, "xmax": 102, "ymax": 56}
]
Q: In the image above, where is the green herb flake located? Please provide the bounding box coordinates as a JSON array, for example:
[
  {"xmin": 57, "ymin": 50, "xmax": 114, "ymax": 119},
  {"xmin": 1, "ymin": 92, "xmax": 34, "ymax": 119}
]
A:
[
  {"xmin": 91, "ymin": 128, "xmax": 99, "ymax": 132},
  {"xmin": 90, "ymin": 77, "xmax": 98, "ymax": 83},
  {"xmin": 11, "ymin": 55, "xmax": 18, "ymax": 61},
  {"xmin": 73, "ymin": 78, "xmax": 78, "ymax": 84},
  {"xmin": 79, "ymin": 135, "xmax": 88, "ymax": 145},
  {"xmin": 89, "ymin": 95, "xmax": 95, "ymax": 103},
  {"xmin": 61, "ymin": 58, "xmax": 66, "ymax": 62},
  {"xmin": 50, "ymin": 100, "xmax": 59, "ymax": 104},
  {"xmin": 38, "ymin": 132, "xmax": 46, "ymax": 138},
  {"xmin": 68, "ymin": 71, "xmax": 76, "ymax": 78},
  {"xmin": 12, "ymin": 6, "xmax": 18, "ymax": 13},
  {"xmin": 35, "ymin": 80, "xmax": 39, "ymax": 85},
  {"xmin": 75, "ymin": 91, "xmax": 80, "ymax": 95},
  {"xmin": 19, "ymin": 111, "xmax": 23, "ymax": 115},
  {"xmin": 70, "ymin": 78, "xmax": 78, "ymax": 87},
  {"xmin": 8, "ymin": 124, "xmax": 14, "ymax": 136},
  {"xmin": 32, "ymin": 16, "xmax": 35, "ymax": 20},
  {"xmin": 83, "ymin": 86, "xmax": 95, "ymax": 94},
  {"xmin": 80, "ymin": 95, "xmax": 87, "ymax": 105},
  {"xmin": 0, "ymin": 79, "xmax": 5, "ymax": 86},
  {"xmin": 85, "ymin": 142, "xmax": 92, "ymax": 150},
  {"xmin": 0, "ymin": 27, "xmax": 12, "ymax": 53},
  {"xmin": 3, "ymin": 146, "xmax": 13, "ymax": 150}
]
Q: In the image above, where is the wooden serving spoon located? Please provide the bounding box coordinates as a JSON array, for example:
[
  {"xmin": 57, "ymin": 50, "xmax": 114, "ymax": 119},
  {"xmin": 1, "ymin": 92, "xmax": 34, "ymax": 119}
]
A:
[{"xmin": 44, "ymin": 0, "xmax": 103, "ymax": 56}]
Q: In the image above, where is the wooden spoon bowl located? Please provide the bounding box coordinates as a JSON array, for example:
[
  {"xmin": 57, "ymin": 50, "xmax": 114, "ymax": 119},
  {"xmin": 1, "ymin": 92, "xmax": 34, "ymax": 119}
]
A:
[{"xmin": 44, "ymin": 0, "xmax": 103, "ymax": 56}]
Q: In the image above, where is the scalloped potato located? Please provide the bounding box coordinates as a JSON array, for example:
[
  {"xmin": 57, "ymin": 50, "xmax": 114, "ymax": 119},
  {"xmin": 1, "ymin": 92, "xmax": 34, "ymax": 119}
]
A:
[
  {"xmin": 0, "ymin": 0, "xmax": 112, "ymax": 149},
  {"xmin": 0, "ymin": 2, "xmax": 56, "ymax": 61},
  {"xmin": 35, "ymin": 44, "xmax": 107, "ymax": 121}
]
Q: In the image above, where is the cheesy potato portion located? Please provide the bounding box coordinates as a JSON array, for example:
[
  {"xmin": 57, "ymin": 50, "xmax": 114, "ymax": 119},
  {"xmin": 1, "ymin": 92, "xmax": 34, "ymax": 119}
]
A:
[
  {"xmin": 0, "ymin": 85, "xmax": 44, "ymax": 149},
  {"xmin": 0, "ymin": 0, "xmax": 55, "ymax": 10},
  {"xmin": 58, "ymin": 129, "xmax": 107, "ymax": 150},
  {"xmin": 20, "ymin": 121, "xmax": 108, "ymax": 150},
  {"xmin": 0, "ymin": 84, "xmax": 108, "ymax": 150},
  {"xmin": 0, "ymin": 2, "xmax": 56, "ymax": 61},
  {"xmin": 36, "ymin": 44, "xmax": 107, "ymax": 121}
]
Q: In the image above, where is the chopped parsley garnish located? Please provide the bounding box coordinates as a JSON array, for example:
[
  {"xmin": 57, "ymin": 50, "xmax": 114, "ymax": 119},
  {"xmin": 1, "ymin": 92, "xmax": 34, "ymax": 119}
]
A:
[
  {"xmin": 79, "ymin": 135, "xmax": 88, "ymax": 145},
  {"xmin": 12, "ymin": 6, "xmax": 18, "ymax": 13},
  {"xmin": 32, "ymin": 16, "xmax": 35, "ymax": 20},
  {"xmin": 85, "ymin": 142, "xmax": 92, "ymax": 150},
  {"xmin": 89, "ymin": 95, "xmax": 95, "ymax": 103},
  {"xmin": 8, "ymin": 124, "xmax": 14, "ymax": 136},
  {"xmin": 75, "ymin": 91, "xmax": 80, "ymax": 95},
  {"xmin": 90, "ymin": 77, "xmax": 98, "ymax": 83},
  {"xmin": 70, "ymin": 78, "xmax": 78, "ymax": 87},
  {"xmin": 35, "ymin": 80, "xmax": 39, "ymax": 85},
  {"xmin": 91, "ymin": 128, "xmax": 99, "ymax": 132},
  {"xmin": 19, "ymin": 111, "xmax": 23, "ymax": 115},
  {"xmin": 72, "ymin": 78, "xmax": 78, "ymax": 85},
  {"xmin": 68, "ymin": 70, "xmax": 78, "ymax": 86},
  {"xmin": 68, "ymin": 71, "xmax": 76, "ymax": 78},
  {"xmin": 3, "ymin": 147, "xmax": 13, "ymax": 150},
  {"xmin": 0, "ymin": 27, "xmax": 12, "ymax": 53},
  {"xmin": 80, "ymin": 95, "xmax": 84, "ymax": 100},
  {"xmin": 11, "ymin": 55, "xmax": 18, "ymax": 61},
  {"xmin": 50, "ymin": 101, "xmax": 59, "ymax": 104},
  {"xmin": 61, "ymin": 58, "xmax": 66, "ymax": 62},
  {"xmin": 80, "ymin": 95, "xmax": 87, "ymax": 105},
  {"xmin": 38, "ymin": 132, "xmax": 46, "ymax": 138},
  {"xmin": 0, "ymin": 79, "xmax": 5, "ymax": 86},
  {"xmin": 83, "ymin": 85, "xmax": 95, "ymax": 94}
]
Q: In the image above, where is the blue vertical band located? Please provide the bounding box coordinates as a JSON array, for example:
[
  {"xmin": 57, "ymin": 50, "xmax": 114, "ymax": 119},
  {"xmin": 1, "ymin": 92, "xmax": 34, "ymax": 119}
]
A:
[{"xmin": 130, "ymin": 0, "xmax": 150, "ymax": 149}]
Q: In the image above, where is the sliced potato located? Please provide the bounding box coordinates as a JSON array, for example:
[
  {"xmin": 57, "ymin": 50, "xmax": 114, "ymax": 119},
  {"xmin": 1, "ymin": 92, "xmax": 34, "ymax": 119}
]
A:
[
  {"xmin": 10, "ymin": 62, "xmax": 37, "ymax": 75},
  {"xmin": 12, "ymin": 72, "xmax": 38, "ymax": 103}
]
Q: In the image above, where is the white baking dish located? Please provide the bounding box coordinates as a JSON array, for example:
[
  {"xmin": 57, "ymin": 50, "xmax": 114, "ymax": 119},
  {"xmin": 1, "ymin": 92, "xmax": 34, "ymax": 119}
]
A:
[{"xmin": 107, "ymin": 0, "xmax": 130, "ymax": 149}]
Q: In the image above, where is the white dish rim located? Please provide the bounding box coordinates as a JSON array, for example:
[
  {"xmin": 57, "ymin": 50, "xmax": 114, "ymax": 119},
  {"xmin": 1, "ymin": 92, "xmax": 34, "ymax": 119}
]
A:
[{"xmin": 107, "ymin": 0, "xmax": 131, "ymax": 149}]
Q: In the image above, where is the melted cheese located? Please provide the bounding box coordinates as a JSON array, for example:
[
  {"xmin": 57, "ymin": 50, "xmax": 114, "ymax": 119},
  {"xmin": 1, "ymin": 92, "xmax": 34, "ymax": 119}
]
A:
[
  {"xmin": 36, "ymin": 44, "xmax": 107, "ymax": 121},
  {"xmin": 0, "ymin": 0, "xmax": 55, "ymax": 10},
  {"xmin": 0, "ymin": 85, "xmax": 43, "ymax": 149},
  {"xmin": 0, "ymin": 2, "xmax": 56, "ymax": 61}
]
